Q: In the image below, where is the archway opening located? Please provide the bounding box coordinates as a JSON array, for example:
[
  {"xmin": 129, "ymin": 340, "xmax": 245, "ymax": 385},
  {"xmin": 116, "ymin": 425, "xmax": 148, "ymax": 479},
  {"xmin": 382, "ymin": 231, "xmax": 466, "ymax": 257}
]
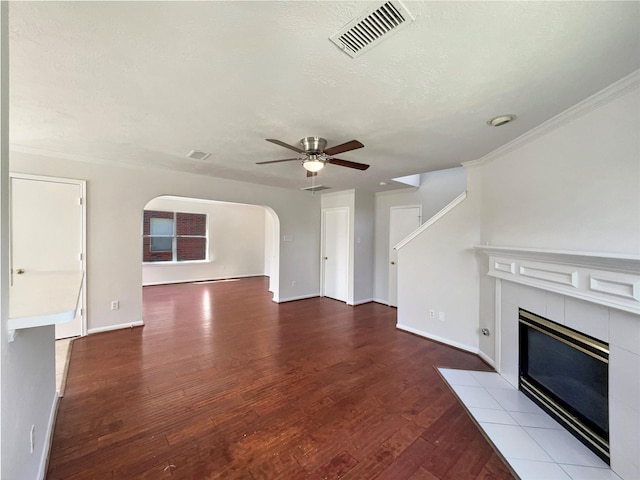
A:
[{"xmin": 141, "ymin": 195, "xmax": 280, "ymax": 299}]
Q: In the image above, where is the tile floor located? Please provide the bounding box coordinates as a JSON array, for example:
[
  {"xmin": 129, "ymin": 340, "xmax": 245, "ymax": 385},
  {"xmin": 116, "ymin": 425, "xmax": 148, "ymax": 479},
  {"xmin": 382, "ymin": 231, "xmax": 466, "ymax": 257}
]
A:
[
  {"xmin": 55, "ymin": 338, "xmax": 74, "ymax": 396},
  {"xmin": 439, "ymin": 368, "xmax": 621, "ymax": 480}
]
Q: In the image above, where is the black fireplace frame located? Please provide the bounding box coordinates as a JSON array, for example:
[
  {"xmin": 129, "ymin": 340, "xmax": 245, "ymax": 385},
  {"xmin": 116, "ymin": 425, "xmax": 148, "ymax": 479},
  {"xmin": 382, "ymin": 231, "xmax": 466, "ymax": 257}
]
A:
[{"xmin": 518, "ymin": 308, "xmax": 610, "ymax": 463}]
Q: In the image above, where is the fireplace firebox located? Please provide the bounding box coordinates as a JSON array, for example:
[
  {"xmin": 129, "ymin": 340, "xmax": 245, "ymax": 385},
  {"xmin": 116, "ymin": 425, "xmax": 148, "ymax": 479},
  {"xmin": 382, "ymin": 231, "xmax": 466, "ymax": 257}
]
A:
[{"xmin": 518, "ymin": 309, "xmax": 610, "ymax": 463}]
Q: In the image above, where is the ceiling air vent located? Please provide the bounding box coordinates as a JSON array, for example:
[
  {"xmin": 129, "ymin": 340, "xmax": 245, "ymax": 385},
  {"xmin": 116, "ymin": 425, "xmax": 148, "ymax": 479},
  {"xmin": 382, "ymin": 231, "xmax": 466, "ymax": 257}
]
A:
[
  {"xmin": 186, "ymin": 150, "xmax": 211, "ymax": 161},
  {"xmin": 329, "ymin": 1, "xmax": 414, "ymax": 58},
  {"xmin": 302, "ymin": 185, "xmax": 330, "ymax": 193}
]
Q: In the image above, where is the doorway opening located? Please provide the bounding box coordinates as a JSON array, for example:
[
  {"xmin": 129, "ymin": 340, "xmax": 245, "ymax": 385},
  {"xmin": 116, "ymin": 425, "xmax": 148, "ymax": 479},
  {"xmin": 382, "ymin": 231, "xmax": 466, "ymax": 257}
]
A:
[{"xmin": 141, "ymin": 195, "xmax": 280, "ymax": 300}]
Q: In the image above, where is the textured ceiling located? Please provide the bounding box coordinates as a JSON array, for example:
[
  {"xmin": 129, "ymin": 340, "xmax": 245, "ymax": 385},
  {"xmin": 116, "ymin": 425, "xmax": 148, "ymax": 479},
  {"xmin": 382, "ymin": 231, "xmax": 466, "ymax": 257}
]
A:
[{"xmin": 8, "ymin": 1, "xmax": 640, "ymax": 192}]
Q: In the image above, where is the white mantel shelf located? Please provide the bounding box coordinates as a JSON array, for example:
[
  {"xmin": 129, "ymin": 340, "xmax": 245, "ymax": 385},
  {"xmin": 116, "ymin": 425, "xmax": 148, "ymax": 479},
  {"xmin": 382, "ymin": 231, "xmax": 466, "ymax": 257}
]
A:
[
  {"xmin": 8, "ymin": 271, "xmax": 84, "ymax": 332},
  {"xmin": 474, "ymin": 246, "xmax": 640, "ymax": 314}
]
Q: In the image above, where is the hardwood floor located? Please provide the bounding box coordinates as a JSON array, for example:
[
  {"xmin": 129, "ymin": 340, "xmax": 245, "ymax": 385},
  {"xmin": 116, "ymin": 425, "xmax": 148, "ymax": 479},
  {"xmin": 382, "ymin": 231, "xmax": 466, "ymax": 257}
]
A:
[{"xmin": 46, "ymin": 277, "xmax": 515, "ymax": 480}]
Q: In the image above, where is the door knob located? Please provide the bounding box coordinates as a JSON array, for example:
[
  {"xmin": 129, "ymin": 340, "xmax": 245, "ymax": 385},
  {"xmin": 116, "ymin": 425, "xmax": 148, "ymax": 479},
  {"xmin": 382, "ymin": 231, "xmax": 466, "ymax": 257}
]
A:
[
  {"xmin": 15, "ymin": 268, "xmax": 25, "ymax": 274},
  {"xmin": 390, "ymin": 261, "xmax": 395, "ymax": 265}
]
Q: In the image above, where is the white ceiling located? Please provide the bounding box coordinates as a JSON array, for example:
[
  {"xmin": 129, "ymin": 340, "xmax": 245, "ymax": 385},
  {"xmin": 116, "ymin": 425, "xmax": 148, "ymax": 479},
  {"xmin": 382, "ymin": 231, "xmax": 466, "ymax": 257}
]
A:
[{"xmin": 8, "ymin": 1, "xmax": 640, "ymax": 193}]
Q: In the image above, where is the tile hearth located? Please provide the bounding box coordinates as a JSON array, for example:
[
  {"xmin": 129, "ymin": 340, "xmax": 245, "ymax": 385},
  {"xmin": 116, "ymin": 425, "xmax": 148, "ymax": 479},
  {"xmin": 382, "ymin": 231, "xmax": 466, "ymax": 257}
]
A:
[{"xmin": 439, "ymin": 368, "xmax": 621, "ymax": 480}]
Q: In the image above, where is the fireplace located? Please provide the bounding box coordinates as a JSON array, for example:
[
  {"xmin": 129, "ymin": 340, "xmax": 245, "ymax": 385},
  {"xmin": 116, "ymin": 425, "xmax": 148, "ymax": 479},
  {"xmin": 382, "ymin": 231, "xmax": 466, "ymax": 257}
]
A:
[{"xmin": 519, "ymin": 308, "xmax": 610, "ymax": 463}]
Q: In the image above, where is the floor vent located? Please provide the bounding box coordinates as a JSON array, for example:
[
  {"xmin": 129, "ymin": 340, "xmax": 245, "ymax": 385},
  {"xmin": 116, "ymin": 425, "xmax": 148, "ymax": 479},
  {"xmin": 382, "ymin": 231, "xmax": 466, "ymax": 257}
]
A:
[
  {"xmin": 329, "ymin": 1, "xmax": 414, "ymax": 58},
  {"xmin": 301, "ymin": 185, "xmax": 330, "ymax": 193}
]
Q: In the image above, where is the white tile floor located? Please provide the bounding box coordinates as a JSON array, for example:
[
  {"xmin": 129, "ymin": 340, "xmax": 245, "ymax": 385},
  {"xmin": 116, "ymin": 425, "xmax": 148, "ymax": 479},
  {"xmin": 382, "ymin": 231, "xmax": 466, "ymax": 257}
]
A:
[
  {"xmin": 55, "ymin": 338, "xmax": 74, "ymax": 396},
  {"xmin": 439, "ymin": 368, "xmax": 621, "ymax": 480}
]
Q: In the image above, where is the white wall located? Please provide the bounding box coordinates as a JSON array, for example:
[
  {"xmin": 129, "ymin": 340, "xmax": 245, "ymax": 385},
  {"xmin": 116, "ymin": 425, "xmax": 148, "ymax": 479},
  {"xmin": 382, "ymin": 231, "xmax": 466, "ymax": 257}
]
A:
[
  {"xmin": 142, "ymin": 196, "xmax": 266, "ymax": 286},
  {"xmin": 373, "ymin": 167, "xmax": 467, "ymax": 303},
  {"xmin": 394, "ymin": 72, "xmax": 640, "ymax": 366},
  {"xmin": 474, "ymin": 74, "xmax": 640, "ymax": 361},
  {"xmin": 396, "ymin": 194, "xmax": 482, "ymax": 353},
  {"xmin": 9, "ymin": 151, "xmax": 322, "ymax": 333},
  {"xmin": 353, "ymin": 190, "xmax": 374, "ymax": 304},
  {"xmin": 477, "ymin": 82, "xmax": 640, "ymax": 254},
  {"xmin": 2, "ymin": 6, "xmax": 59, "ymax": 479}
]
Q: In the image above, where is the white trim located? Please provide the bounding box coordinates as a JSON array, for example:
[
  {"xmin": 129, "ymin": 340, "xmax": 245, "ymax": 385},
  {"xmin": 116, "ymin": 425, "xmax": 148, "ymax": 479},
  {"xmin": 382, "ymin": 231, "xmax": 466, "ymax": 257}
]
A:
[
  {"xmin": 494, "ymin": 278, "xmax": 502, "ymax": 374},
  {"xmin": 477, "ymin": 350, "xmax": 496, "ymax": 369},
  {"xmin": 37, "ymin": 390, "xmax": 59, "ymax": 480},
  {"xmin": 349, "ymin": 298, "xmax": 374, "ymax": 306},
  {"xmin": 87, "ymin": 320, "xmax": 144, "ymax": 335},
  {"xmin": 142, "ymin": 273, "xmax": 264, "ymax": 287},
  {"xmin": 463, "ymin": 69, "xmax": 640, "ymax": 169},
  {"xmin": 475, "ymin": 245, "xmax": 640, "ymax": 314},
  {"xmin": 395, "ymin": 192, "xmax": 467, "ymax": 250},
  {"xmin": 372, "ymin": 298, "xmax": 389, "ymax": 306},
  {"xmin": 275, "ymin": 293, "xmax": 319, "ymax": 303},
  {"xmin": 396, "ymin": 323, "xmax": 479, "ymax": 355}
]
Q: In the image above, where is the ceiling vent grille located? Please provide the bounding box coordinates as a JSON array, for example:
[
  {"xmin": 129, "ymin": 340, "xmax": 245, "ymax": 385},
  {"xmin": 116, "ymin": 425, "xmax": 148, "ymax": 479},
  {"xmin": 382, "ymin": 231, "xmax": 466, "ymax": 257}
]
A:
[
  {"xmin": 329, "ymin": 1, "xmax": 414, "ymax": 58},
  {"xmin": 187, "ymin": 150, "xmax": 211, "ymax": 161},
  {"xmin": 301, "ymin": 185, "xmax": 330, "ymax": 192}
]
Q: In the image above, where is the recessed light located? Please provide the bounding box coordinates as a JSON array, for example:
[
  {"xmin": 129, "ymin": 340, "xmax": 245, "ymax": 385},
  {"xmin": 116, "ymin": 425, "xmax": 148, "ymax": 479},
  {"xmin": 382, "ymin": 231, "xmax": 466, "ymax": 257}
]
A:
[
  {"xmin": 379, "ymin": 181, "xmax": 388, "ymax": 186},
  {"xmin": 487, "ymin": 114, "xmax": 517, "ymax": 127},
  {"xmin": 186, "ymin": 150, "xmax": 211, "ymax": 161}
]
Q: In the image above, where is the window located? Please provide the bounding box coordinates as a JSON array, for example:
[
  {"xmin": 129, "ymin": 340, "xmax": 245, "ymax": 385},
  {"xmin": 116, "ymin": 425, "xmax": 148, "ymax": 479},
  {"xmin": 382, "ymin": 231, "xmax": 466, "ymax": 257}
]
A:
[{"xmin": 143, "ymin": 210, "xmax": 207, "ymax": 262}]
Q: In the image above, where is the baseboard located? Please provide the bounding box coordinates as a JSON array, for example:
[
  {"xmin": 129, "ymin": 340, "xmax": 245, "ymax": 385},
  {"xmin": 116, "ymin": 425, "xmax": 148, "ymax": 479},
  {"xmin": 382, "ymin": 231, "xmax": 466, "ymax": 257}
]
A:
[
  {"xmin": 38, "ymin": 390, "xmax": 59, "ymax": 480},
  {"xmin": 87, "ymin": 320, "xmax": 144, "ymax": 335},
  {"xmin": 349, "ymin": 298, "xmax": 374, "ymax": 306},
  {"xmin": 478, "ymin": 350, "xmax": 496, "ymax": 369},
  {"xmin": 275, "ymin": 293, "xmax": 320, "ymax": 303},
  {"xmin": 143, "ymin": 273, "xmax": 264, "ymax": 287},
  {"xmin": 396, "ymin": 323, "xmax": 479, "ymax": 355},
  {"xmin": 372, "ymin": 298, "xmax": 390, "ymax": 306}
]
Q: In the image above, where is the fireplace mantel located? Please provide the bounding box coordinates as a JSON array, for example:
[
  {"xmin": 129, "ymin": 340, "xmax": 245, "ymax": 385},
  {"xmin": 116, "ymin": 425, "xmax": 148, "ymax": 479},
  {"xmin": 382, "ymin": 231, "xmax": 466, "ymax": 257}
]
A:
[{"xmin": 474, "ymin": 245, "xmax": 640, "ymax": 315}]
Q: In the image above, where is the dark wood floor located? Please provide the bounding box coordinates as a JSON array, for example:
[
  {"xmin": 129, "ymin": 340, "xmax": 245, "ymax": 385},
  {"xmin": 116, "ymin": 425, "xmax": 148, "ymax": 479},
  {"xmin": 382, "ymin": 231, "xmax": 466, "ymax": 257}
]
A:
[{"xmin": 47, "ymin": 277, "xmax": 515, "ymax": 480}]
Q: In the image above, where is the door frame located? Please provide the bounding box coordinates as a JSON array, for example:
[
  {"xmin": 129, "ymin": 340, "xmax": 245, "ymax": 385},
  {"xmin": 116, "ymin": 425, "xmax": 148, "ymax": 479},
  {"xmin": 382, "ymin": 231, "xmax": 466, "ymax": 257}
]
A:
[
  {"xmin": 10, "ymin": 172, "xmax": 87, "ymax": 336},
  {"xmin": 320, "ymin": 206, "xmax": 351, "ymax": 302},
  {"xmin": 388, "ymin": 204, "xmax": 422, "ymax": 307}
]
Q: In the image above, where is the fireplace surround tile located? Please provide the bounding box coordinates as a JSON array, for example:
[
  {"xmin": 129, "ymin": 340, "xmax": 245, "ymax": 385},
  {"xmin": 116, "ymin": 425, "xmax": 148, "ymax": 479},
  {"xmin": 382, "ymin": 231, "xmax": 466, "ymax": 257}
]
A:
[
  {"xmin": 525, "ymin": 427, "xmax": 609, "ymax": 468},
  {"xmin": 565, "ymin": 296, "xmax": 610, "ymax": 341},
  {"xmin": 508, "ymin": 459, "xmax": 572, "ymax": 480},
  {"xmin": 610, "ymin": 308, "xmax": 640, "ymax": 355},
  {"xmin": 439, "ymin": 368, "xmax": 623, "ymax": 480},
  {"xmin": 609, "ymin": 345, "xmax": 640, "ymax": 412},
  {"xmin": 487, "ymin": 388, "xmax": 546, "ymax": 414},
  {"xmin": 468, "ymin": 407, "xmax": 518, "ymax": 425},
  {"xmin": 508, "ymin": 410, "xmax": 564, "ymax": 429},
  {"xmin": 480, "ymin": 423, "xmax": 554, "ymax": 462}
]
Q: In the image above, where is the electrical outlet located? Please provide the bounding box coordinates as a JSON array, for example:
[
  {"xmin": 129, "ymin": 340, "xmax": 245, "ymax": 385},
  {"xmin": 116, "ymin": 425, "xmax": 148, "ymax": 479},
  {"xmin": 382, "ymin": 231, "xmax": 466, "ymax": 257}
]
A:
[
  {"xmin": 429, "ymin": 309, "xmax": 435, "ymax": 319},
  {"xmin": 110, "ymin": 300, "xmax": 119, "ymax": 310},
  {"xmin": 439, "ymin": 311, "xmax": 445, "ymax": 322},
  {"xmin": 30, "ymin": 425, "xmax": 35, "ymax": 454}
]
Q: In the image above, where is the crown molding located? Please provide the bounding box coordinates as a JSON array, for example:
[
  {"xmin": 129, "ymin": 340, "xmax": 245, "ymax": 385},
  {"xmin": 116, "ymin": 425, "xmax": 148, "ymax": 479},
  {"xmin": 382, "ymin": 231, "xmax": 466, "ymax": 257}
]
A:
[{"xmin": 463, "ymin": 69, "xmax": 640, "ymax": 169}]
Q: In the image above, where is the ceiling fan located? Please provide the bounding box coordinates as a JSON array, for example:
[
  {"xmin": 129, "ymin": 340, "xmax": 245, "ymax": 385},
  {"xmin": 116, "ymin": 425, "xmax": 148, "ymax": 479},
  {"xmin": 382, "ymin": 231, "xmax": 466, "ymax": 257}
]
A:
[{"xmin": 257, "ymin": 137, "xmax": 369, "ymax": 176}]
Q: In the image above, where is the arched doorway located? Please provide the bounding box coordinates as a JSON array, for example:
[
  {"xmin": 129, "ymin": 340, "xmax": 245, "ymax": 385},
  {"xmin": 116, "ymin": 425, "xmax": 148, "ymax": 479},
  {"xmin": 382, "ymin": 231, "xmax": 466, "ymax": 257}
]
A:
[{"xmin": 141, "ymin": 195, "xmax": 280, "ymax": 300}]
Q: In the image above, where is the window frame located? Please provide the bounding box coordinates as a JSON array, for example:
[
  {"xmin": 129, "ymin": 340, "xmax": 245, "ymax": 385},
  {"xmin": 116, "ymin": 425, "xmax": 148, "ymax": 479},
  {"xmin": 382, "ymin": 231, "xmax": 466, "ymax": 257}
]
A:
[{"xmin": 143, "ymin": 210, "xmax": 208, "ymax": 263}]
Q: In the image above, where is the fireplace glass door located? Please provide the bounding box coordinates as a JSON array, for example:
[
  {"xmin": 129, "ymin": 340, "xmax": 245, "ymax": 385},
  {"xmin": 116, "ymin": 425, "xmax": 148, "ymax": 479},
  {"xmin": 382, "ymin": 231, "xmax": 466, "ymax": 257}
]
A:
[{"xmin": 519, "ymin": 309, "xmax": 609, "ymax": 463}]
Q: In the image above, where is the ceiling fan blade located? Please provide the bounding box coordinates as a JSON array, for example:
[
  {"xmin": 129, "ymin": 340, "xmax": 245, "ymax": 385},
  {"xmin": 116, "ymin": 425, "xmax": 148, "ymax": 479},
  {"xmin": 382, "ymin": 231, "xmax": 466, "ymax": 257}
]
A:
[
  {"xmin": 327, "ymin": 158, "xmax": 370, "ymax": 170},
  {"xmin": 323, "ymin": 140, "xmax": 364, "ymax": 156},
  {"xmin": 256, "ymin": 158, "xmax": 301, "ymax": 165},
  {"xmin": 265, "ymin": 138, "xmax": 305, "ymax": 154},
  {"xmin": 306, "ymin": 171, "xmax": 318, "ymax": 177}
]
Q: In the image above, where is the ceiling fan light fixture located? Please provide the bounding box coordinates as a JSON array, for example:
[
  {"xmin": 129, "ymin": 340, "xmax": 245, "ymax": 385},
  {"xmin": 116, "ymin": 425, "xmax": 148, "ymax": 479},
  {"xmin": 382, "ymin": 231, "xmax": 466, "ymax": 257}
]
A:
[{"xmin": 303, "ymin": 157, "xmax": 325, "ymax": 173}]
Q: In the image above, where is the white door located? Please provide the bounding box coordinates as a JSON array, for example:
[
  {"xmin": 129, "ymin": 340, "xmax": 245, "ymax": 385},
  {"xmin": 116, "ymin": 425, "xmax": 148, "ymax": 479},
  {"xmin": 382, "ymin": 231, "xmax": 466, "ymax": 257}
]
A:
[
  {"xmin": 10, "ymin": 175, "xmax": 85, "ymax": 339},
  {"xmin": 389, "ymin": 205, "xmax": 421, "ymax": 307},
  {"xmin": 322, "ymin": 207, "xmax": 349, "ymax": 302}
]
